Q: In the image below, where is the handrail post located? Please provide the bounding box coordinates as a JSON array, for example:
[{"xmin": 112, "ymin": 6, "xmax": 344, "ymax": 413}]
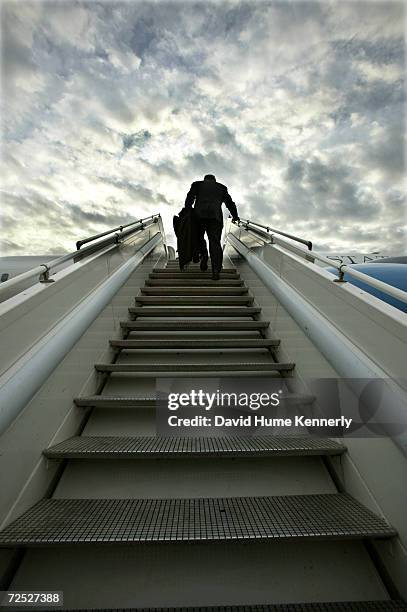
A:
[
  {"xmin": 39, "ymin": 264, "xmax": 55, "ymax": 284},
  {"xmin": 333, "ymin": 263, "xmax": 347, "ymax": 283},
  {"xmin": 266, "ymin": 227, "xmax": 274, "ymax": 244},
  {"xmin": 156, "ymin": 215, "xmax": 168, "ymax": 258}
]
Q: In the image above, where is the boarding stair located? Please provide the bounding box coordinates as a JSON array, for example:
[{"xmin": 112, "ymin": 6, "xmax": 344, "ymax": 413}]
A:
[{"xmin": 0, "ymin": 259, "xmax": 405, "ymax": 611}]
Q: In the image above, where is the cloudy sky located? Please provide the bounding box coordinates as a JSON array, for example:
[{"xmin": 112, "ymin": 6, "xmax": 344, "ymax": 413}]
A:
[{"xmin": 1, "ymin": 0, "xmax": 405, "ymax": 255}]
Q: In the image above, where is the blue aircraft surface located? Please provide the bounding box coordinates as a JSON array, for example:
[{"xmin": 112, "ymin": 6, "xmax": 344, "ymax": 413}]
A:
[{"xmin": 326, "ymin": 260, "xmax": 407, "ymax": 313}]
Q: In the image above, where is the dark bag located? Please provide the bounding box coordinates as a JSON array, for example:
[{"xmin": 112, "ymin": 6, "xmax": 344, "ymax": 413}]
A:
[{"xmin": 173, "ymin": 208, "xmax": 200, "ymax": 270}]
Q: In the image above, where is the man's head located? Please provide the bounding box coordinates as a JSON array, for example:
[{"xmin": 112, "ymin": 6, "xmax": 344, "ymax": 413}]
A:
[{"xmin": 204, "ymin": 174, "xmax": 216, "ymax": 181}]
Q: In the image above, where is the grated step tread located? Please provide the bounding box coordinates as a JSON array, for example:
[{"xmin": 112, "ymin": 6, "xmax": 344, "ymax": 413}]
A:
[
  {"xmin": 74, "ymin": 393, "xmax": 314, "ymax": 408},
  {"xmin": 149, "ymin": 274, "xmax": 240, "ymax": 280},
  {"xmin": 110, "ymin": 339, "xmax": 280, "ymax": 349},
  {"xmin": 94, "ymin": 362, "xmax": 295, "ymax": 373},
  {"xmin": 44, "ymin": 436, "xmax": 346, "ymax": 459},
  {"xmin": 141, "ymin": 287, "xmax": 248, "ymax": 295},
  {"xmin": 135, "ymin": 296, "xmax": 254, "ymax": 305},
  {"xmin": 56, "ymin": 601, "xmax": 407, "ymax": 612},
  {"xmin": 121, "ymin": 321, "xmax": 269, "ymax": 330},
  {"xmin": 146, "ymin": 280, "xmax": 244, "ymax": 286},
  {"xmin": 129, "ymin": 307, "xmax": 261, "ymax": 317},
  {"xmin": 74, "ymin": 396, "xmax": 156, "ymax": 408},
  {"xmin": 0, "ymin": 494, "xmax": 396, "ymax": 546},
  {"xmin": 153, "ymin": 269, "xmax": 238, "ymax": 274}
]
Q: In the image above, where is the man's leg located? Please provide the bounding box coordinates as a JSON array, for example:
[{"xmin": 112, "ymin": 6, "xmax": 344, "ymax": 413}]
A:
[
  {"xmin": 205, "ymin": 218, "xmax": 223, "ymax": 276},
  {"xmin": 197, "ymin": 219, "xmax": 209, "ymax": 270}
]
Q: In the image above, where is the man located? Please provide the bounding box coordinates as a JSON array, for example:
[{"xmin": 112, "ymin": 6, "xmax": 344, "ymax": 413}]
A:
[{"xmin": 184, "ymin": 174, "xmax": 239, "ymax": 280}]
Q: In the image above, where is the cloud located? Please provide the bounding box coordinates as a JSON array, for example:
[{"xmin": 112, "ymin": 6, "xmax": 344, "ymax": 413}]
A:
[
  {"xmin": 97, "ymin": 175, "xmax": 174, "ymax": 206},
  {"xmin": 128, "ymin": 14, "xmax": 157, "ymax": 58},
  {"xmin": 122, "ymin": 129, "xmax": 152, "ymax": 152},
  {"xmin": 63, "ymin": 202, "xmax": 141, "ymax": 230},
  {"xmin": 333, "ymin": 35, "xmax": 405, "ymax": 67},
  {"xmin": 0, "ymin": 0, "xmax": 405, "ymax": 257},
  {"xmin": 286, "ymin": 159, "xmax": 305, "ymax": 183},
  {"xmin": 0, "ymin": 238, "xmax": 27, "ymax": 253}
]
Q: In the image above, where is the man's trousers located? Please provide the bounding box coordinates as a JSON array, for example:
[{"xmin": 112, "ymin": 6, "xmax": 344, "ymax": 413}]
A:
[{"xmin": 197, "ymin": 218, "xmax": 223, "ymax": 272}]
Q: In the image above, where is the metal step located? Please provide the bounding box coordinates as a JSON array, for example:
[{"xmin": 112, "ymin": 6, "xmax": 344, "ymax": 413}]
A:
[
  {"xmin": 73, "ymin": 391, "xmax": 314, "ymax": 408},
  {"xmin": 44, "ymin": 436, "xmax": 346, "ymax": 459},
  {"xmin": 149, "ymin": 273, "xmax": 240, "ymax": 280},
  {"xmin": 57, "ymin": 601, "xmax": 407, "ymax": 611},
  {"xmin": 141, "ymin": 287, "xmax": 248, "ymax": 295},
  {"xmin": 121, "ymin": 321, "xmax": 269, "ymax": 331},
  {"xmin": 110, "ymin": 338, "xmax": 280, "ymax": 349},
  {"xmin": 0, "ymin": 494, "xmax": 396, "ymax": 546},
  {"xmin": 94, "ymin": 362, "xmax": 295, "ymax": 373},
  {"xmin": 153, "ymin": 268, "xmax": 238, "ymax": 274},
  {"xmin": 146, "ymin": 279, "xmax": 244, "ymax": 286},
  {"xmin": 135, "ymin": 296, "xmax": 254, "ymax": 305},
  {"xmin": 129, "ymin": 307, "xmax": 261, "ymax": 317},
  {"xmin": 165, "ymin": 262, "xmax": 198, "ymax": 266},
  {"xmin": 74, "ymin": 396, "xmax": 156, "ymax": 408},
  {"xmin": 165, "ymin": 262, "xmax": 226, "ymax": 266}
]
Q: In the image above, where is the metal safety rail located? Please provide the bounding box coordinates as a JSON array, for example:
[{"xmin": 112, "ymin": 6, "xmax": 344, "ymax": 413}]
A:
[
  {"xmin": 0, "ymin": 214, "xmax": 166, "ymax": 436},
  {"xmin": 236, "ymin": 219, "xmax": 407, "ymax": 306},
  {"xmin": 75, "ymin": 216, "xmax": 160, "ymax": 250},
  {"xmin": 238, "ymin": 218, "xmax": 313, "ymax": 250},
  {"xmin": 0, "ymin": 214, "xmax": 162, "ymax": 297}
]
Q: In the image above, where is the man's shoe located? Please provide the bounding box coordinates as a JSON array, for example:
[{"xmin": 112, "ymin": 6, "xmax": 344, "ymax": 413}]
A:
[
  {"xmin": 200, "ymin": 256, "xmax": 208, "ymax": 271},
  {"xmin": 211, "ymin": 271, "xmax": 220, "ymax": 281}
]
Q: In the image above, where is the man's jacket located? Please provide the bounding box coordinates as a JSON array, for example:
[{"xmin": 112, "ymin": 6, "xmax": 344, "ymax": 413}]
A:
[
  {"xmin": 173, "ymin": 208, "xmax": 201, "ymax": 270},
  {"xmin": 185, "ymin": 178, "xmax": 238, "ymax": 224}
]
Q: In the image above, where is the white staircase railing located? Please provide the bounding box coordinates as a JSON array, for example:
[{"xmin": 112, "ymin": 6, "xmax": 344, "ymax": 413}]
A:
[
  {"xmin": 0, "ymin": 215, "xmax": 165, "ymax": 435},
  {"xmin": 226, "ymin": 219, "xmax": 407, "ymax": 454},
  {"xmin": 234, "ymin": 219, "xmax": 407, "ymax": 306},
  {"xmin": 0, "ymin": 215, "xmax": 163, "ymax": 300}
]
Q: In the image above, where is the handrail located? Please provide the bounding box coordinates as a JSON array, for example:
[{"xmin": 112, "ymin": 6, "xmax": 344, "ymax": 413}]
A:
[
  {"xmin": 76, "ymin": 215, "xmax": 158, "ymax": 250},
  {"xmin": 0, "ymin": 232, "xmax": 162, "ymax": 436},
  {"xmin": 339, "ymin": 265, "xmax": 407, "ymax": 305},
  {"xmin": 0, "ymin": 214, "xmax": 160, "ymax": 295},
  {"xmin": 239, "ymin": 219, "xmax": 312, "ymax": 250},
  {"xmin": 230, "ymin": 220, "xmax": 407, "ymax": 307}
]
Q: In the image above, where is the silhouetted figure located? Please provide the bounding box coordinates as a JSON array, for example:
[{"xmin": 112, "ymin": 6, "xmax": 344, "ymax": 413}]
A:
[
  {"xmin": 185, "ymin": 174, "xmax": 239, "ymax": 280},
  {"xmin": 173, "ymin": 207, "xmax": 201, "ymax": 270}
]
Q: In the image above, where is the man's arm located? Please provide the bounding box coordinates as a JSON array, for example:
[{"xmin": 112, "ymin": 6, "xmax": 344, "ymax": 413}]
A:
[
  {"xmin": 223, "ymin": 188, "xmax": 239, "ymax": 220},
  {"xmin": 185, "ymin": 182, "xmax": 197, "ymax": 208}
]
